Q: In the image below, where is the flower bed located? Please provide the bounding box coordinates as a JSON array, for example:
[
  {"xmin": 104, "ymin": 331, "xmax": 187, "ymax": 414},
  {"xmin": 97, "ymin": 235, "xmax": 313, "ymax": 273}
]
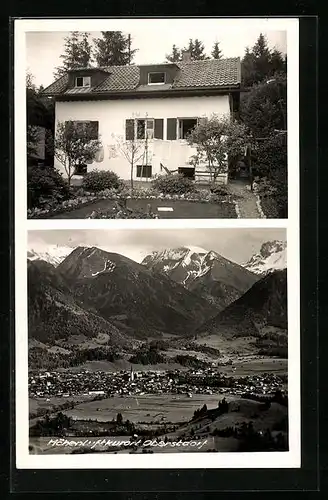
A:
[
  {"xmin": 27, "ymin": 195, "xmax": 99, "ymax": 219},
  {"xmin": 27, "ymin": 186, "xmax": 234, "ymax": 219},
  {"xmin": 87, "ymin": 206, "xmax": 159, "ymax": 219}
]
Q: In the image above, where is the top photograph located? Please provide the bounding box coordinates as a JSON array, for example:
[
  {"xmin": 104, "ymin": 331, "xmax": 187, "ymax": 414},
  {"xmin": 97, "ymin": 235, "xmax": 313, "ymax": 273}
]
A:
[{"xmin": 23, "ymin": 19, "xmax": 290, "ymax": 219}]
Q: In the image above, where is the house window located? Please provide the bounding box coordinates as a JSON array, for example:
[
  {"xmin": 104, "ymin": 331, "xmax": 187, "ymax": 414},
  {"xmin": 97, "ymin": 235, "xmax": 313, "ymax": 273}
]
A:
[
  {"xmin": 148, "ymin": 72, "xmax": 165, "ymax": 85},
  {"xmin": 75, "ymin": 76, "xmax": 91, "ymax": 88},
  {"xmin": 66, "ymin": 120, "xmax": 99, "ymax": 139},
  {"xmin": 136, "ymin": 119, "xmax": 154, "ymax": 139},
  {"xmin": 126, "ymin": 119, "xmax": 163, "ymax": 140},
  {"xmin": 136, "ymin": 165, "xmax": 152, "ymax": 178},
  {"xmin": 178, "ymin": 118, "xmax": 198, "ymax": 139}
]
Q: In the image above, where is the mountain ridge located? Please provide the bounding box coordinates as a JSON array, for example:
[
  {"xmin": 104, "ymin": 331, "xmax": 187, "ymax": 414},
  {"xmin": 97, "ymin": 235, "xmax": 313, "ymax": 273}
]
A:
[
  {"xmin": 47, "ymin": 246, "xmax": 217, "ymax": 338},
  {"xmin": 142, "ymin": 246, "xmax": 259, "ymax": 310}
]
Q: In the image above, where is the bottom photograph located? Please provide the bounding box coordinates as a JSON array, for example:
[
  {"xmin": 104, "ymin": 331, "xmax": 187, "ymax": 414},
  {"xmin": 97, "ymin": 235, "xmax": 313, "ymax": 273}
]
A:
[{"xmin": 27, "ymin": 227, "xmax": 288, "ymax": 455}]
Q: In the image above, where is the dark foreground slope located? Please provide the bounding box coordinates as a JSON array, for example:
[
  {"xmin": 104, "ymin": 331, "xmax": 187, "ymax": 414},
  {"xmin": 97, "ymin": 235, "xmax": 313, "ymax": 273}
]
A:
[
  {"xmin": 28, "ymin": 259, "xmax": 129, "ymax": 348},
  {"xmin": 195, "ymin": 269, "xmax": 287, "ymax": 338}
]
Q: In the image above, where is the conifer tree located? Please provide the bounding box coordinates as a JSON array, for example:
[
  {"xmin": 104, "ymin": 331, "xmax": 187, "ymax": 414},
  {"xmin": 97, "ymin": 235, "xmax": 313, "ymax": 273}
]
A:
[
  {"xmin": 185, "ymin": 38, "xmax": 195, "ymax": 57},
  {"xmin": 269, "ymin": 48, "xmax": 286, "ymax": 76},
  {"xmin": 192, "ymin": 38, "xmax": 209, "ymax": 60},
  {"xmin": 93, "ymin": 31, "xmax": 137, "ymax": 66},
  {"xmin": 241, "ymin": 33, "xmax": 286, "ymax": 87},
  {"xmin": 166, "ymin": 38, "xmax": 209, "ymax": 62},
  {"xmin": 54, "ymin": 32, "xmax": 92, "ymax": 78},
  {"xmin": 165, "ymin": 44, "xmax": 182, "ymax": 62},
  {"xmin": 211, "ymin": 41, "xmax": 223, "ymax": 59}
]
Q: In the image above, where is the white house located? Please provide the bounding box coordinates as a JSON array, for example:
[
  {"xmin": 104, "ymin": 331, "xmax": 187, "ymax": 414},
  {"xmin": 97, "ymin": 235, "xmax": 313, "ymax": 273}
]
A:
[{"xmin": 42, "ymin": 53, "xmax": 241, "ymax": 184}]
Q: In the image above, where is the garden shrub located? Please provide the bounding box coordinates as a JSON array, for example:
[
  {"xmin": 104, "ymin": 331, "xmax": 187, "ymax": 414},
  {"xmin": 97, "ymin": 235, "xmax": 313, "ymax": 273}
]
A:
[
  {"xmin": 151, "ymin": 174, "xmax": 195, "ymax": 195},
  {"xmin": 209, "ymin": 184, "xmax": 229, "ymax": 196},
  {"xmin": 82, "ymin": 170, "xmax": 124, "ymax": 193},
  {"xmin": 254, "ymin": 134, "xmax": 287, "ymax": 218},
  {"xmin": 27, "ymin": 165, "xmax": 70, "ymax": 209}
]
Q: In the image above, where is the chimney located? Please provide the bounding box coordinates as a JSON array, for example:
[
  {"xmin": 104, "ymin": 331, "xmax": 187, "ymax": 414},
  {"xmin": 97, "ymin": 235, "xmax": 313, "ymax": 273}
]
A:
[{"xmin": 181, "ymin": 50, "xmax": 191, "ymax": 62}]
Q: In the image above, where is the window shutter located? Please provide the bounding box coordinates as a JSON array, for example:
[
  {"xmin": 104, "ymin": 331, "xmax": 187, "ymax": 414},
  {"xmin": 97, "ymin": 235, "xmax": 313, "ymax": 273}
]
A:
[
  {"xmin": 125, "ymin": 119, "xmax": 135, "ymax": 140},
  {"xmin": 154, "ymin": 119, "xmax": 164, "ymax": 139},
  {"xmin": 89, "ymin": 121, "xmax": 99, "ymax": 139},
  {"xmin": 167, "ymin": 118, "xmax": 177, "ymax": 140}
]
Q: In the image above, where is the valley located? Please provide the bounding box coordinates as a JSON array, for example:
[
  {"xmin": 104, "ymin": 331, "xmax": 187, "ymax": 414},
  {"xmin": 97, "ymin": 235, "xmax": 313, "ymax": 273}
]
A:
[{"xmin": 27, "ymin": 239, "xmax": 288, "ymax": 454}]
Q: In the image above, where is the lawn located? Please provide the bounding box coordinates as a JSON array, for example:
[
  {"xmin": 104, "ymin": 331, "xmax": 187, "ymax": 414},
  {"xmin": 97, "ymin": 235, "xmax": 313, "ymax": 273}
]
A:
[{"xmin": 48, "ymin": 198, "xmax": 236, "ymax": 219}]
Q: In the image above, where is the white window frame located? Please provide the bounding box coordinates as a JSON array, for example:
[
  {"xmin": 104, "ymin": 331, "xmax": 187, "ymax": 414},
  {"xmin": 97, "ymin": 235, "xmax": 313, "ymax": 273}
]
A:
[
  {"xmin": 75, "ymin": 76, "xmax": 91, "ymax": 88},
  {"xmin": 135, "ymin": 118, "xmax": 155, "ymax": 140},
  {"xmin": 147, "ymin": 72, "xmax": 166, "ymax": 85},
  {"xmin": 177, "ymin": 117, "xmax": 199, "ymax": 139}
]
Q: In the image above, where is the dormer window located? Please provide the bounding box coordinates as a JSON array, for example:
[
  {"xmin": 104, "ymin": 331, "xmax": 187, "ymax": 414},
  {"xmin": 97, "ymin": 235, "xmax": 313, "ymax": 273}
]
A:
[
  {"xmin": 148, "ymin": 72, "xmax": 166, "ymax": 85},
  {"xmin": 75, "ymin": 76, "xmax": 91, "ymax": 88}
]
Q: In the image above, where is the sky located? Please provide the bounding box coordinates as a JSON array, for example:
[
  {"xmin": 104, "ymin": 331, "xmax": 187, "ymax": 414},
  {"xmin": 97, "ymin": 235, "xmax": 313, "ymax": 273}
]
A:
[
  {"xmin": 25, "ymin": 23, "xmax": 287, "ymax": 88},
  {"xmin": 28, "ymin": 228, "xmax": 286, "ymax": 265}
]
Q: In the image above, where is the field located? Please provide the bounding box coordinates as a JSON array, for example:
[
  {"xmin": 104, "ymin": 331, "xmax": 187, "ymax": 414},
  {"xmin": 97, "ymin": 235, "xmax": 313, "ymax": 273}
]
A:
[
  {"xmin": 62, "ymin": 393, "xmax": 221, "ymax": 423},
  {"xmin": 219, "ymin": 357, "xmax": 287, "ymax": 377},
  {"xmin": 29, "ymin": 394, "xmax": 94, "ymax": 416}
]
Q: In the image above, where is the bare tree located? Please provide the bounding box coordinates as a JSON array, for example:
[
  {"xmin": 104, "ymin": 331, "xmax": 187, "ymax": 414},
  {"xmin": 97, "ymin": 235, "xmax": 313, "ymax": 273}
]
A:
[{"xmin": 112, "ymin": 132, "xmax": 145, "ymax": 190}]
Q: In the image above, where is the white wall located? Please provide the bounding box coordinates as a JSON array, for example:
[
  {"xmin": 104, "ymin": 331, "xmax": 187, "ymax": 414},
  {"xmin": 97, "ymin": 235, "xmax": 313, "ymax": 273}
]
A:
[{"xmin": 55, "ymin": 94, "xmax": 230, "ymax": 181}]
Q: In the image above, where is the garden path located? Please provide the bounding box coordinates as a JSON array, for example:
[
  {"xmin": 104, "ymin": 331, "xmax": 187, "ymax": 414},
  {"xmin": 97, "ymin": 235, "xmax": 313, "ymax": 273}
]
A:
[{"xmin": 228, "ymin": 180, "xmax": 261, "ymax": 219}]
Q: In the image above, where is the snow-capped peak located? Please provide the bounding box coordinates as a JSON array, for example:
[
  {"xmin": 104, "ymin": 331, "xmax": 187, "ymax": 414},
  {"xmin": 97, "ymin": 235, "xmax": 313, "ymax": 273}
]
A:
[
  {"xmin": 27, "ymin": 245, "xmax": 73, "ymax": 267},
  {"xmin": 243, "ymin": 240, "xmax": 287, "ymax": 275},
  {"xmin": 185, "ymin": 246, "xmax": 208, "ymax": 255},
  {"xmin": 142, "ymin": 246, "xmax": 209, "ymax": 271}
]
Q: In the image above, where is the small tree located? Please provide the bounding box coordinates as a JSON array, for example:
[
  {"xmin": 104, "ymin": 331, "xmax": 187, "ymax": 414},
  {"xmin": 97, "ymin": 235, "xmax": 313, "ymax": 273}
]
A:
[
  {"xmin": 53, "ymin": 121, "xmax": 101, "ymax": 186},
  {"xmin": 211, "ymin": 41, "xmax": 223, "ymax": 60},
  {"xmin": 190, "ymin": 38, "xmax": 208, "ymax": 60},
  {"xmin": 186, "ymin": 114, "xmax": 251, "ymax": 183},
  {"xmin": 112, "ymin": 131, "xmax": 145, "ymax": 190},
  {"xmin": 166, "ymin": 44, "xmax": 182, "ymax": 62}
]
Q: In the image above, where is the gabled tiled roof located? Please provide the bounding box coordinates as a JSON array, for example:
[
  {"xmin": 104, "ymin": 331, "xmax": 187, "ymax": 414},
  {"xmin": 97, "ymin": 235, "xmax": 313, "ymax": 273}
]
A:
[
  {"xmin": 173, "ymin": 58, "xmax": 241, "ymax": 88},
  {"xmin": 42, "ymin": 58, "xmax": 241, "ymax": 97}
]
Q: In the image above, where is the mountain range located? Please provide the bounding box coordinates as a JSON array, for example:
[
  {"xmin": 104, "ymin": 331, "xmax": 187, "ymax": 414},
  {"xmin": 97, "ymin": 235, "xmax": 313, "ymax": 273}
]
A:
[
  {"xmin": 28, "ymin": 240, "xmax": 287, "ymax": 276},
  {"xmin": 28, "ymin": 246, "xmax": 216, "ymax": 343},
  {"xmin": 142, "ymin": 246, "xmax": 258, "ymax": 310},
  {"xmin": 27, "ymin": 243, "xmax": 288, "ymax": 355}
]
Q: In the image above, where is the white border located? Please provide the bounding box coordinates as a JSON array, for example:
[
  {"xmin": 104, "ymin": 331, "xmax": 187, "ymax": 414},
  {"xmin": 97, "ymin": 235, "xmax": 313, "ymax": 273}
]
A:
[{"xmin": 15, "ymin": 17, "xmax": 300, "ymax": 469}]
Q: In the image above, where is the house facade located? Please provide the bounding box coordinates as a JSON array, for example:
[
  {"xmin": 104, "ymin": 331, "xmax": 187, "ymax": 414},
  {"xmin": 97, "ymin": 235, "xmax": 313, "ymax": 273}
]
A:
[{"xmin": 43, "ymin": 55, "xmax": 241, "ymax": 184}]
